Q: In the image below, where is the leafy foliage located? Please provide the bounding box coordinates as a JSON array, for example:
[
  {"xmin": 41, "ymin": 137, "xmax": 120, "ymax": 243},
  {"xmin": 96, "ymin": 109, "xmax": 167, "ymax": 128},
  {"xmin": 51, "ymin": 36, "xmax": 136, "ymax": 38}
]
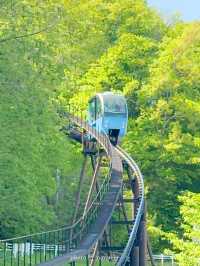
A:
[
  {"xmin": 0, "ymin": 1, "xmax": 200, "ymax": 263},
  {"xmin": 123, "ymin": 23, "xmax": 200, "ymax": 252},
  {"xmin": 165, "ymin": 192, "xmax": 200, "ymax": 265}
]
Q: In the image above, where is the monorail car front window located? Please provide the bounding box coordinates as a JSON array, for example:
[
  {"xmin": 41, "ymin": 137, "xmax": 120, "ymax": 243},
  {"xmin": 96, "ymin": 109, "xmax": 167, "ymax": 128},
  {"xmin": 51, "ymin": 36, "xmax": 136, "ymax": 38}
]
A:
[{"xmin": 103, "ymin": 95, "xmax": 126, "ymax": 113}]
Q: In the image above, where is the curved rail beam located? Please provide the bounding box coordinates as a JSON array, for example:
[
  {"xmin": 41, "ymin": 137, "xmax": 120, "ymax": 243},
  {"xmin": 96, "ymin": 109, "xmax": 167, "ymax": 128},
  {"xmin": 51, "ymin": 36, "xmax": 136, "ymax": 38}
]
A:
[{"xmin": 115, "ymin": 146, "xmax": 145, "ymax": 265}]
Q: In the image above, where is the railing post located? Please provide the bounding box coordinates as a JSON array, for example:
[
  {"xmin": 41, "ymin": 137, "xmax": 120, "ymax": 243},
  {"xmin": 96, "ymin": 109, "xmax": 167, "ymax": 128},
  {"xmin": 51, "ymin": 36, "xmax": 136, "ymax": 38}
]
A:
[
  {"xmin": 86, "ymin": 255, "xmax": 89, "ymax": 266},
  {"xmin": 17, "ymin": 241, "xmax": 20, "ymax": 266},
  {"xmin": 172, "ymin": 255, "xmax": 174, "ymax": 266},
  {"xmin": 161, "ymin": 254, "xmax": 164, "ymax": 266},
  {"xmin": 3, "ymin": 242, "xmax": 6, "ymax": 266},
  {"xmin": 11, "ymin": 241, "xmax": 13, "ymax": 266}
]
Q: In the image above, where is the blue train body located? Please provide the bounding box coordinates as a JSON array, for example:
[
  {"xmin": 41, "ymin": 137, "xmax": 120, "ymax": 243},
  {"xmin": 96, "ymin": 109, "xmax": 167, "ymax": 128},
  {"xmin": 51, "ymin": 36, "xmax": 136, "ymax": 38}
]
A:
[{"xmin": 88, "ymin": 92, "xmax": 128, "ymax": 145}]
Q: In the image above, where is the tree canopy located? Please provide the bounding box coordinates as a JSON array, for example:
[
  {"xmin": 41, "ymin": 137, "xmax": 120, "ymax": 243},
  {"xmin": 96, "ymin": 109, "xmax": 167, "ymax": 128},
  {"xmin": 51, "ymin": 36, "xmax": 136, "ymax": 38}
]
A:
[{"xmin": 0, "ymin": 0, "xmax": 200, "ymax": 264}]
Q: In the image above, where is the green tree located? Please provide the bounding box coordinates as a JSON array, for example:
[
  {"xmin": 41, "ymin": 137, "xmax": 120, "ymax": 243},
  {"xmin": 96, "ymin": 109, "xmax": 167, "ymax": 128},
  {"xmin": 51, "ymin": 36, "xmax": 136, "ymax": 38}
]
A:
[
  {"xmin": 123, "ymin": 22, "xmax": 200, "ymax": 250},
  {"xmin": 167, "ymin": 192, "xmax": 200, "ymax": 266}
]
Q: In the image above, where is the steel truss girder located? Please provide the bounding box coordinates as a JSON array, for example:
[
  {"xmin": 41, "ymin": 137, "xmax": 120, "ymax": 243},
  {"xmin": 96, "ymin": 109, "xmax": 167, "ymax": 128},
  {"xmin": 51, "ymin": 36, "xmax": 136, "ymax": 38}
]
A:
[
  {"xmin": 69, "ymin": 151, "xmax": 150, "ymax": 266},
  {"xmin": 66, "ymin": 116, "xmax": 150, "ymax": 266}
]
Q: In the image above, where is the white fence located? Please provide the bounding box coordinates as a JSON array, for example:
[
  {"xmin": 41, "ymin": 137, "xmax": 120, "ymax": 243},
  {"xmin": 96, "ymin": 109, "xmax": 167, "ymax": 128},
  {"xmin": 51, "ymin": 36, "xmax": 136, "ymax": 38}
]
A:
[
  {"xmin": 151, "ymin": 254, "xmax": 176, "ymax": 265},
  {"xmin": 1, "ymin": 242, "xmax": 65, "ymax": 258},
  {"xmin": 1, "ymin": 244, "xmax": 176, "ymax": 265}
]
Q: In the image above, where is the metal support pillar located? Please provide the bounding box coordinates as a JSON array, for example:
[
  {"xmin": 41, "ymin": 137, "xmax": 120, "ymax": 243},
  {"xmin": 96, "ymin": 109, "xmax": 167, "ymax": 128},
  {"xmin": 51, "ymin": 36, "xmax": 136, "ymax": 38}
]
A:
[
  {"xmin": 139, "ymin": 209, "xmax": 147, "ymax": 266},
  {"xmin": 120, "ymin": 194, "xmax": 130, "ymax": 233},
  {"xmin": 90, "ymin": 153, "xmax": 111, "ymax": 259},
  {"xmin": 130, "ymin": 228, "xmax": 140, "ymax": 266},
  {"xmin": 147, "ymin": 236, "xmax": 156, "ymax": 266},
  {"xmin": 83, "ymin": 155, "xmax": 102, "ymax": 217},
  {"xmin": 127, "ymin": 165, "xmax": 140, "ymax": 266},
  {"xmin": 133, "ymin": 247, "xmax": 140, "ymax": 266},
  {"xmin": 126, "ymin": 166, "xmax": 135, "ymax": 220},
  {"xmin": 102, "ymin": 229, "xmax": 111, "ymax": 257},
  {"xmin": 70, "ymin": 155, "xmax": 88, "ymax": 244},
  {"xmin": 90, "ymin": 155, "xmax": 101, "ymax": 193},
  {"xmin": 90, "ymin": 155, "xmax": 96, "ymax": 171}
]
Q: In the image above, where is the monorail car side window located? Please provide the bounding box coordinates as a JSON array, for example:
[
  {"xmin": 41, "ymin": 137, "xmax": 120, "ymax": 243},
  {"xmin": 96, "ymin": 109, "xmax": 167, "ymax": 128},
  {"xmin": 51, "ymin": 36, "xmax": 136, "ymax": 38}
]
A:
[
  {"xmin": 89, "ymin": 98, "xmax": 95, "ymax": 120},
  {"xmin": 96, "ymin": 97, "xmax": 102, "ymax": 119}
]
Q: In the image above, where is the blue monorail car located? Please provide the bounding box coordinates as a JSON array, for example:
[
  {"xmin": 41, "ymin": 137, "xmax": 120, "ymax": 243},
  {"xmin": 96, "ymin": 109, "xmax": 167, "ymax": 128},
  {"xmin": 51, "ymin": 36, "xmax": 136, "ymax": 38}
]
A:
[{"xmin": 88, "ymin": 92, "xmax": 128, "ymax": 145}]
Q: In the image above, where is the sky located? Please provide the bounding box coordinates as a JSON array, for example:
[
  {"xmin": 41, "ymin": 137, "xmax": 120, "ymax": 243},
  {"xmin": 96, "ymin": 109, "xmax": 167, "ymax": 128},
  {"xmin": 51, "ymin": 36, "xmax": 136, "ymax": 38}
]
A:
[{"xmin": 147, "ymin": 0, "xmax": 200, "ymax": 21}]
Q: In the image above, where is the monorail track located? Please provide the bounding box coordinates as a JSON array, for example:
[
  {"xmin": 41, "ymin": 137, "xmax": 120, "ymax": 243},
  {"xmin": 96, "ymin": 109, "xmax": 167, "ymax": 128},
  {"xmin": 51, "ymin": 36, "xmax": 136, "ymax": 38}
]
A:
[
  {"xmin": 0, "ymin": 110, "xmax": 151, "ymax": 266},
  {"xmin": 39, "ymin": 113, "xmax": 147, "ymax": 265}
]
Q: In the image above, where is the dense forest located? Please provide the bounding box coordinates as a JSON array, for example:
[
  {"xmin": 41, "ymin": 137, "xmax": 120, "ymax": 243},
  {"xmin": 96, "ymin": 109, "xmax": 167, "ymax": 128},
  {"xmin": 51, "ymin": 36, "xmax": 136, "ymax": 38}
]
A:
[{"xmin": 0, "ymin": 0, "xmax": 200, "ymax": 265}]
